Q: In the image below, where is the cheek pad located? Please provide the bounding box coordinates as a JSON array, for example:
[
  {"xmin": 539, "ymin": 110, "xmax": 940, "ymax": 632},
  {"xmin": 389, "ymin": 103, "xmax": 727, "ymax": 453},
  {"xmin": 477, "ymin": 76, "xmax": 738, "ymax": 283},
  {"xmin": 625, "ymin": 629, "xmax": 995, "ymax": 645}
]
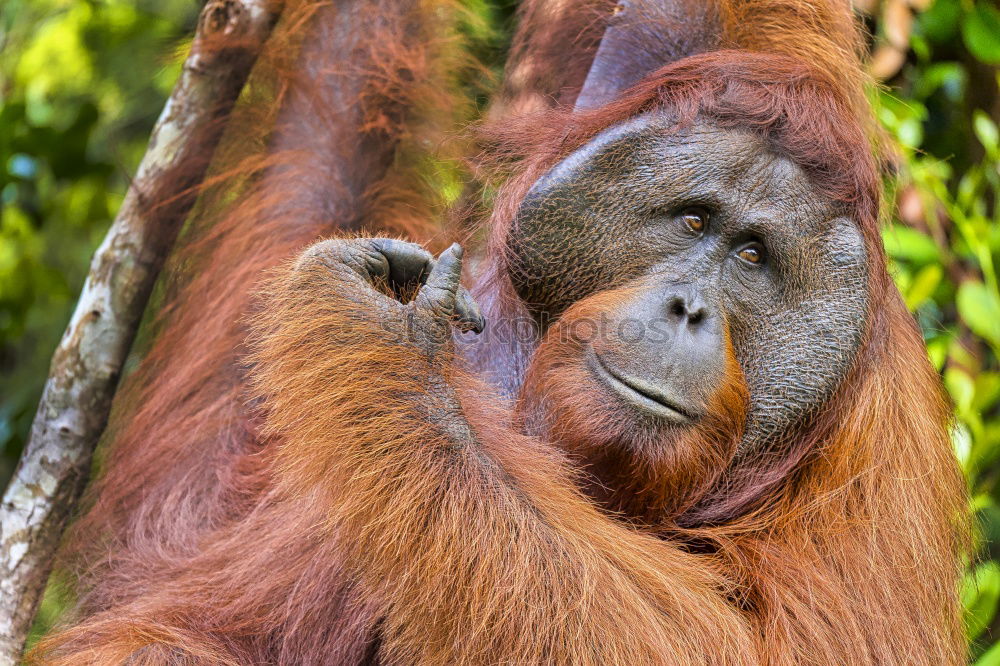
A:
[
  {"xmin": 508, "ymin": 126, "xmax": 661, "ymax": 314},
  {"xmin": 728, "ymin": 219, "xmax": 868, "ymax": 449}
]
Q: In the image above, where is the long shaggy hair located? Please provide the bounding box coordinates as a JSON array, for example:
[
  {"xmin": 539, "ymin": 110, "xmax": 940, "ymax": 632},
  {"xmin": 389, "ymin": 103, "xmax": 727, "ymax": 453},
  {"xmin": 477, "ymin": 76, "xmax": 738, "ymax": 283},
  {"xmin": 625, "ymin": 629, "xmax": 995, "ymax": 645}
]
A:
[{"xmin": 30, "ymin": 1, "xmax": 967, "ymax": 664}]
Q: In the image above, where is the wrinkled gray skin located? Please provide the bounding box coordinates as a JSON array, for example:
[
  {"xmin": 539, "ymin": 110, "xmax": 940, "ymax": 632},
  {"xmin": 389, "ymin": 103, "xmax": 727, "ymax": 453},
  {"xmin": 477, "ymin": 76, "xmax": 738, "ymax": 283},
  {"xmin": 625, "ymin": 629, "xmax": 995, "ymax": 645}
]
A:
[
  {"xmin": 508, "ymin": 113, "xmax": 870, "ymax": 450},
  {"xmin": 313, "ymin": 114, "xmax": 869, "ymax": 454}
]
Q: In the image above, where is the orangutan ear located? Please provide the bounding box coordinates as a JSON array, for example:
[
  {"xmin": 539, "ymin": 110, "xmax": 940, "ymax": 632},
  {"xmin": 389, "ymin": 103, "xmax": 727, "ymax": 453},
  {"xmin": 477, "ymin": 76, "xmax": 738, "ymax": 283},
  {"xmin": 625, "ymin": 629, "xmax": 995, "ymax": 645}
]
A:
[{"xmin": 576, "ymin": 0, "xmax": 721, "ymax": 110}]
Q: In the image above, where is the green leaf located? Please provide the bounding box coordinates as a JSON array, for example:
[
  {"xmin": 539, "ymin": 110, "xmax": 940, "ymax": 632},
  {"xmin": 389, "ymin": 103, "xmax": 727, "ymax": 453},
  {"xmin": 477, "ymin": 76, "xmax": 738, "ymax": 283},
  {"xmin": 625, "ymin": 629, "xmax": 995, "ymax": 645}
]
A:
[
  {"xmin": 974, "ymin": 110, "xmax": 1000, "ymax": 157},
  {"xmin": 946, "ymin": 367, "xmax": 976, "ymax": 415},
  {"xmin": 975, "ymin": 639, "xmax": 1000, "ymax": 666},
  {"xmin": 911, "ymin": 61, "xmax": 966, "ymax": 101},
  {"xmin": 985, "ymin": 422, "xmax": 1000, "ymax": 462},
  {"xmin": 975, "ymin": 372, "xmax": 1000, "ymax": 411},
  {"xmin": 949, "ymin": 336, "xmax": 978, "ymax": 370},
  {"xmin": 890, "ymin": 260, "xmax": 912, "ymax": 296},
  {"xmin": 918, "ymin": 0, "xmax": 962, "ymax": 44},
  {"xmin": 911, "ymin": 33, "xmax": 931, "ymax": 62},
  {"xmin": 926, "ymin": 335, "xmax": 951, "ymax": 371},
  {"xmin": 990, "ymin": 221, "xmax": 1000, "ymax": 255},
  {"xmin": 958, "ymin": 170, "xmax": 984, "ymax": 211},
  {"xmin": 954, "ymin": 421, "xmax": 973, "ymax": 468},
  {"xmin": 883, "ymin": 224, "xmax": 941, "ymax": 265},
  {"xmin": 905, "ymin": 264, "xmax": 942, "ymax": 310},
  {"xmin": 963, "ymin": 561, "xmax": 1000, "ymax": 641},
  {"xmin": 897, "ymin": 117, "xmax": 924, "ymax": 149},
  {"xmin": 957, "ymin": 280, "xmax": 1000, "ymax": 347},
  {"xmin": 963, "ymin": 3, "xmax": 1000, "ymax": 66}
]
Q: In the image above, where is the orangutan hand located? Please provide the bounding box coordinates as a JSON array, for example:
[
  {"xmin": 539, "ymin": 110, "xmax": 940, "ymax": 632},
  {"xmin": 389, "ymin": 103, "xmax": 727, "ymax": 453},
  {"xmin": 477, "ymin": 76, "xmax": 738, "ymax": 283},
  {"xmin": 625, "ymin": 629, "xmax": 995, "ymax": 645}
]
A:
[{"xmin": 297, "ymin": 238, "xmax": 485, "ymax": 357}]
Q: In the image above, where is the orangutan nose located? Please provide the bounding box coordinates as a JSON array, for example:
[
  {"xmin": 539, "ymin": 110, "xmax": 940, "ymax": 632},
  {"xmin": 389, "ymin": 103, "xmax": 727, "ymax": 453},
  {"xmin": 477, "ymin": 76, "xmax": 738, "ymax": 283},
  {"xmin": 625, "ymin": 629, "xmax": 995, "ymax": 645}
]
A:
[
  {"xmin": 664, "ymin": 288, "xmax": 708, "ymax": 328},
  {"xmin": 587, "ymin": 284, "xmax": 725, "ymax": 422}
]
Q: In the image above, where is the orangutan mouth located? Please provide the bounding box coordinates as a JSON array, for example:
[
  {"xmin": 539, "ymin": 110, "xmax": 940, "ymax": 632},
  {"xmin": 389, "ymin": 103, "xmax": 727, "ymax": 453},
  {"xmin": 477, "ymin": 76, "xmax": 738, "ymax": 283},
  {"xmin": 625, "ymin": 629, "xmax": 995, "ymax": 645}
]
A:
[{"xmin": 587, "ymin": 349, "xmax": 695, "ymax": 424}]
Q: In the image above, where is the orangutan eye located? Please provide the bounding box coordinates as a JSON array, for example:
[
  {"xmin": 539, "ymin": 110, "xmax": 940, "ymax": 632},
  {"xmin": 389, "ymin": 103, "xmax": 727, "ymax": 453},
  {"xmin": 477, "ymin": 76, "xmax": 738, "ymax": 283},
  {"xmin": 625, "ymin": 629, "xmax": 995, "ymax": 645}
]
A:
[
  {"xmin": 679, "ymin": 207, "xmax": 708, "ymax": 234},
  {"xmin": 737, "ymin": 242, "xmax": 766, "ymax": 266}
]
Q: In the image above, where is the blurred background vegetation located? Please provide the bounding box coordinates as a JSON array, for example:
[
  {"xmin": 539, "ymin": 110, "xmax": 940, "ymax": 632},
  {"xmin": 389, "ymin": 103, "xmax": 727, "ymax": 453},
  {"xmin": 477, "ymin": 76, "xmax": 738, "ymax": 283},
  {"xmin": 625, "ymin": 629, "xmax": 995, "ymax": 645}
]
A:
[{"xmin": 1, "ymin": 0, "xmax": 999, "ymax": 661}]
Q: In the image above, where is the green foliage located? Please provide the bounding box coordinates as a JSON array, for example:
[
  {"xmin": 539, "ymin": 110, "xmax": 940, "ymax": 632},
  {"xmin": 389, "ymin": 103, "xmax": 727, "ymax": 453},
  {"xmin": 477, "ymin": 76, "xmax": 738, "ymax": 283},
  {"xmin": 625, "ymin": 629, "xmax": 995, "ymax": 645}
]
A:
[
  {"xmin": 963, "ymin": 3, "xmax": 1000, "ymax": 65},
  {"xmin": 964, "ymin": 560, "xmax": 1000, "ymax": 642},
  {"xmin": 879, "ymin": 0, "xmax": 1000, "ymax": 660},
  {"xmin": 0, "ymin": 0, "xmax": 198, "ymax": 484},
  {"xmin": 1, "ymin": 0, "xmax": 1000, "ymax": 662}
]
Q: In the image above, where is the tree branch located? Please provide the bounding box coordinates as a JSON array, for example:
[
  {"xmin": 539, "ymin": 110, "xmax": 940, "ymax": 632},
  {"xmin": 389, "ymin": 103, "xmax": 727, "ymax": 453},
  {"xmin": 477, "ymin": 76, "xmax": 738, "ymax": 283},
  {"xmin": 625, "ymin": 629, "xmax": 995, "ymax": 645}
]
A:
[{"xmin": 0, "ymin": 1, "xmax": 280, "ymax": 661}]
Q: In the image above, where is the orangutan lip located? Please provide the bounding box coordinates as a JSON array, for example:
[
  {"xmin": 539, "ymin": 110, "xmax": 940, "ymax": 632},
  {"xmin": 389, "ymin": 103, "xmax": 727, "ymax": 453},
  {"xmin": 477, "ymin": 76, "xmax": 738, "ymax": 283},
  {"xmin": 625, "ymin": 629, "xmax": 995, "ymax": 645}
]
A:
[{"xmin": 587, "ymin": 349, "xmax": 694, "ymax": 423}]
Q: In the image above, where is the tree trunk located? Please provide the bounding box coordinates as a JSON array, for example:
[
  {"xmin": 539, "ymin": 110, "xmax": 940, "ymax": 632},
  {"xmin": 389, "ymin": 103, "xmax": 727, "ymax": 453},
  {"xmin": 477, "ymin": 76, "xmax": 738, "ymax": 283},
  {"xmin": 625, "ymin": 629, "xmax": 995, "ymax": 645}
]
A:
[{"xmin": 0, "ymin": 1, "xmax": 280, "ymax": 661}]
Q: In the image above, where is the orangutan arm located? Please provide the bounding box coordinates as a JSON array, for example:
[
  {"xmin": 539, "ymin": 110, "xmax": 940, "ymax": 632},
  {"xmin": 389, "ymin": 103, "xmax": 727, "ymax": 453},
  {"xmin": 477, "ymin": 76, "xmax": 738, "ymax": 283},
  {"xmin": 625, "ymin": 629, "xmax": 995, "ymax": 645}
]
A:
[{"xmin": 248, "ymin": 238, "xmax": 755, "ymax": 666}]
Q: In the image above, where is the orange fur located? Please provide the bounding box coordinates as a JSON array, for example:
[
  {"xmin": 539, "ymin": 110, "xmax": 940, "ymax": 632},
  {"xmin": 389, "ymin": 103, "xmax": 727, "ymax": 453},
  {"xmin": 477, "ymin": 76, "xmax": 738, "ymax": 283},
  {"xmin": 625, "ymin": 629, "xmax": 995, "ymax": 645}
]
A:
[
  {"xmin": 518, "ymin": 288, "xmax": 750, "ymax": 524},
  {"xmin": 30, "ymin": 1, "xmax": 966, "ymax": 664}
]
